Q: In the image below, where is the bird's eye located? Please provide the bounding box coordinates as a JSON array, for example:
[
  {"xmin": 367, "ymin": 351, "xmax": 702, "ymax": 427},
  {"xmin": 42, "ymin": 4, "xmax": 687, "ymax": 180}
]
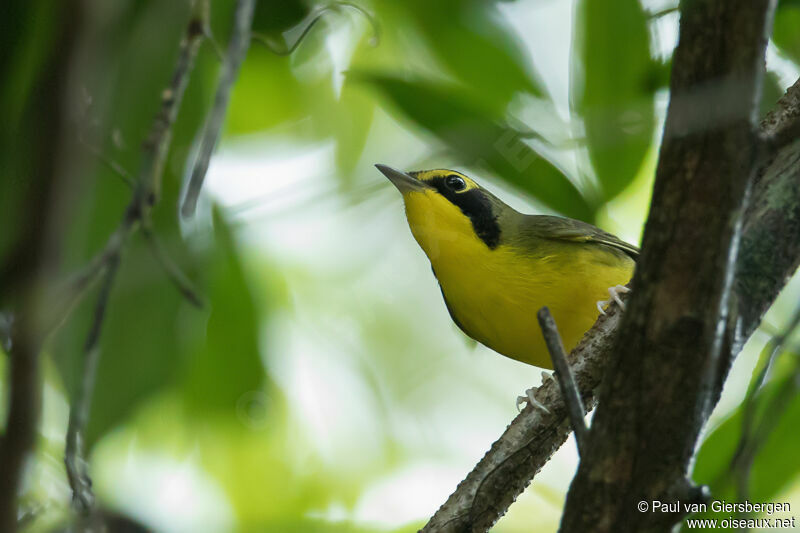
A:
[{"xmin": 445, "ymin": 175, "xmax": 467, "ymax": 192}]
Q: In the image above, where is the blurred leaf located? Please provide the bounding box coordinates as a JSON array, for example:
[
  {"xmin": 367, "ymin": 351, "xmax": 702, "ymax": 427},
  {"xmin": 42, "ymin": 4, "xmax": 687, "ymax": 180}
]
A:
[
  {"xmin": 181, "ymin": 208, "xmax": 265, "ymax": 415},
  {"xmin": 391, "ymin": 0, "xmax": 544, "ymax": 111},
  {"xmin": 773, "ymin": 2, "xmax": 800, "ymax": 65},
  {"xmin": 572, "ymin": 0, "xmax": 656, "ymax": 200},
  {"xmin": 356, "ymin": 72, "xmax": 595, "ymax": 220}
]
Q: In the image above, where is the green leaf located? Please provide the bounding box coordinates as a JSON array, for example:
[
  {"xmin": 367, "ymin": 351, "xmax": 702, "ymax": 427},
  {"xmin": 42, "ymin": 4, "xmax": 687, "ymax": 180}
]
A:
[
  {"xmin": 181, "ymin": 208, "xmax": 266, "ymax": 415},
  {"xmin": 393, "ymin": 0, "xmax": 544, "ymax": 111},
  {"xmin": 572, "ymin": 0, "xmax": 656, "ymax": 200},
  {"xmin": 355, "ymin": 72, "xmax": 594, "ymax": 220},
  {"xmin": 773, "ymin": 3, "xmax": 800, "ymax": 65}
]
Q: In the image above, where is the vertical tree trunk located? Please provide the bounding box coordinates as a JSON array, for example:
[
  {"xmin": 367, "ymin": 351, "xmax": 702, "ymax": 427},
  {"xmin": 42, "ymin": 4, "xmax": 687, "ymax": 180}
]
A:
[{"xmin": 559, "ymin": 1, "xmax": 776, "ymax": 531}]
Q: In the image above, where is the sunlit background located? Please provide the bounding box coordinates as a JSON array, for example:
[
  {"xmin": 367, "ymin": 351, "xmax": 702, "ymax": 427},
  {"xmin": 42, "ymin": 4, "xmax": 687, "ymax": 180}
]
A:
[{"xmin": 4, "ymin": 0, "xmax": 800, "ymax": 531}]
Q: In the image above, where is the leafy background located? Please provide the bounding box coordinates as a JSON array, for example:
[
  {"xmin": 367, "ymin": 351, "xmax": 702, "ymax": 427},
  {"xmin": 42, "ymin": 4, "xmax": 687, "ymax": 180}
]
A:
[{"xmin": 1, "ymin": 0, "xmax": 799, "ymax": 531}]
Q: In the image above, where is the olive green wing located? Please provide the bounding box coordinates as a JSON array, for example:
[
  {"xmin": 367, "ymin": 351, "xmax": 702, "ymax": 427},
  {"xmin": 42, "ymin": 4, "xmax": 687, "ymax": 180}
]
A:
[{"xmin": 519, "ymin": 215, "xmax": 639, "ymax": 259}]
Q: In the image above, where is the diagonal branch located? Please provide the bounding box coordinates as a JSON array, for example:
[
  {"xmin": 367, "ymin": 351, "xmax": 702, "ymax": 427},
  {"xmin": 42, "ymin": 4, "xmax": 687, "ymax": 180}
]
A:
[
  {"xmin": 537, "ymin": 307, "xmax": 589, "ymax": 456},
  {"xmin": 180, "ymin": 0, "xmax": 256, "ymax": 218},
  {"xmin": 421, "ymin": 74, "xmax": 800, "ymax": 533},
  {"xmin": 65, "ymin": 253, "xmax": 120, "ymax": 513},
  {"xmin": 421, "ymin": 305, "xmax": 623, "ymax": 533}
]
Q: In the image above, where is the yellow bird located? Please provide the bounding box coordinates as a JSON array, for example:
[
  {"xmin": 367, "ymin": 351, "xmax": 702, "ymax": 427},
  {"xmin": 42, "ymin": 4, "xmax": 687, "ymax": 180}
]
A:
[{"xmin": 377, "ymin": 165, "xmax": 637, "ymax": 370}]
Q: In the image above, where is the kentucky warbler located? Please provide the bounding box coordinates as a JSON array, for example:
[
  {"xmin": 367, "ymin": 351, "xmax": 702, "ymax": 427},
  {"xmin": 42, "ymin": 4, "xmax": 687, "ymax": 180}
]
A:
[{"xmin": 377, "ymin": 164, "xmax": 637, "ymax": 370}]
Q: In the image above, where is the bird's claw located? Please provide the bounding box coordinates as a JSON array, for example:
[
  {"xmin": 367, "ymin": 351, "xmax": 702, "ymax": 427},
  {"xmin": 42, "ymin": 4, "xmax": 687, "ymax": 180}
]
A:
[
  {"xmin": 596, "ymin": 285, "xmax": 631, "ymax": 315},
  {"xmin": 517, "ymin": 382, "xmax": 552, "ymax": 414}
]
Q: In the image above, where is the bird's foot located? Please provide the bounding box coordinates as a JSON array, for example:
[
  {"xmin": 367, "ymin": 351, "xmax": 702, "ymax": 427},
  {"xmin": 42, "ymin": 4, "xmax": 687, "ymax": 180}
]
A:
[
  {"xmin": 516, "ymin": 372, "xmax": 555, "ymax": 414},
  {"xmin": 596, "ymin": 285, "xmax": 631, "ymax": 315}
]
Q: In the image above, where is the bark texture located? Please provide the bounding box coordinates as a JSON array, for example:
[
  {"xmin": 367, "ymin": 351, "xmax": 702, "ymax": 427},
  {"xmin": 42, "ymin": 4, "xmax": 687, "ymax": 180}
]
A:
[{"xmin": 559, "ymin": 1, "xmax": 776, "ymax": 531}]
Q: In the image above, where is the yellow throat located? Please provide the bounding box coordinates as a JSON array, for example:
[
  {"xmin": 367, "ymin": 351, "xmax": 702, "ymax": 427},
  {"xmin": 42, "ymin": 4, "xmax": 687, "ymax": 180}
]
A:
[{"xmin": 377, "ymin": 165, "xmax": 636, "ymax": 369}]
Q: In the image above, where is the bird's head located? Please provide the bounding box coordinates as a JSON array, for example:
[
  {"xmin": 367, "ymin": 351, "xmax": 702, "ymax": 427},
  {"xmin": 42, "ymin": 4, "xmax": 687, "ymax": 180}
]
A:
[{"xmin": 376, "ymin": 164, "xmax": 509, "ymax": 255}]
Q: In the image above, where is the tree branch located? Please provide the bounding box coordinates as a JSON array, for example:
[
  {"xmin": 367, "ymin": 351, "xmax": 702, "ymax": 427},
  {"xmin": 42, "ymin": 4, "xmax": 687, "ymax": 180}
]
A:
[
  {"xmin": 421, "ymin": 63, "xmax": 800, "ymax": 533},
  {"xmin": 180, "ymin": 0, "xmax": 256, "ymax": 218},
  {"xmin": 65, "ymin": 254, "xmax": 120, "ymax": 513},
  {"xmin": 560, "ymin": 1, "xmax": 776, "ymax": 531},
  {"xmin": 537, "ymin": 307, "xmax": 588, "ymax": 456},
  {"xmin": 760, "ymin": 77, "xmax": 800, "ymax": 157},
  {"xmin": 421, "ymin": 305, "xmax": 624, "ymax": 533}
]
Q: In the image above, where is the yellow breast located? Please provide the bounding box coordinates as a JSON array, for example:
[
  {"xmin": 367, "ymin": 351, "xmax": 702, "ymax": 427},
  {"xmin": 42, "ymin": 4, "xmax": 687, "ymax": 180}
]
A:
[{"xmin": 403, "ymin": 190, "xmax": 633, "ymax": 369}]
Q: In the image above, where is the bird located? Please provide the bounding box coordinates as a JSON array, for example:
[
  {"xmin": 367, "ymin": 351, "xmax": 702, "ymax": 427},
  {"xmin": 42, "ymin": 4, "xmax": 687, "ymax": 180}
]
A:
[{"xmin": 376, "ymin": 164, "xmax": 637, "ymax": 370}]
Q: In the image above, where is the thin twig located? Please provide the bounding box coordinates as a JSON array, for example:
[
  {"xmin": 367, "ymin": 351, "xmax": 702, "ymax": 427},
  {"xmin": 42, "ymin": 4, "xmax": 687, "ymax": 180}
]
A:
[
  {"xmin": 181, "ymin": 0, "xmax": 256, "ymax": 218},
  {"xmin": 62, "ymin": 7, "xmax": 205, "ymax": 509},
  {"xmin": 647, "ymin": 6, "xmax": 679, "ymax": 19},
  {"xmin": 143, "ymin": 10, "xmax": 207, "ymax": 204},
  {"xmin": 421, "ymin": 303, "xmax": 625, "ymax": 533},
  {"xmin": 560, "ymin": 0, "xmax": 775, "ymax": 525},
  {"xmin": 45, "ymin": 2, "xmax": 207, "ymax": 338},
  {"xmin": 537, "ymin": 307, "xmax": 589, "ymax": 456},
  {"xmin": 141, "ymin": 224, "xmax": 205, "ymax": 308},
  {"xmin": 65, "ymin": 253, "xmax": 120, "ymax": 514},
  {"xmin": 196, "ymin": 0, "xmax": 224, "ymax": 61},
  {"xmin": 251, "ymin": 1, "xmax": 380, "ymax": 56},
  {"xmin": 78, "ymin": 136, "xmax": 134, "ymax": 188}
]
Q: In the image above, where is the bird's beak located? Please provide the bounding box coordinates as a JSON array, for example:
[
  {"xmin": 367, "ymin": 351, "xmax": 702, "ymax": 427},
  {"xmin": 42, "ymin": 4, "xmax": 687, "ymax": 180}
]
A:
[{"xmin": 375, "ymin": 164, "xmax": 430, "ymax": 194}]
